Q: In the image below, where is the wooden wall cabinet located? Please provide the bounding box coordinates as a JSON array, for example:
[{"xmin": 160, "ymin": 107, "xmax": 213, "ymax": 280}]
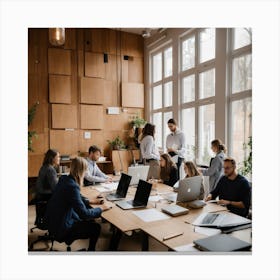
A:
[
  {"xmin": 80, "ymin": 77, "xmax": 104, "ymax": 104},
  {"xmin": 51, "ymin": 104, "xmax": 78, "ymax": 128},
  {"xmin": 80, "ymin": 104, "xmax": 103, "ymax": 129},
  {"xmin": 48, "ymin": 48, "xmax": 71, "ymax": 75},
  {"xmin": 121, "ymin": 82, "xmax": 144, "ymax": 108},
  {"xmin": 49, "ymin": 75, "xmax": 71, "ymax": 103},
  {"xmin": 85, "ymin": 52, "xmax": 105, "ymax": 78}
]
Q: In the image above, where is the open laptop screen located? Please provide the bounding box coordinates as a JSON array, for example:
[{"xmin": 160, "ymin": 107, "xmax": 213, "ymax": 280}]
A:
[
  {"xmin": 116, "ymin": 173, "xmax": 132, "ymax": 197},
  {"xmin": 133, "ymin": 180, "xmax": 152, "ymax": 206}
]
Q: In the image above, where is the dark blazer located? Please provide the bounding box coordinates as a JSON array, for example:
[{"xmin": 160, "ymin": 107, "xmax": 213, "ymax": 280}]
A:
[
  {"xmin": 163, "ymin": 166, "xmax": 179, "ymax": 187},
  {"xmin": 45, "ymin": 175, "xmax": 102, "ymax": 241}
]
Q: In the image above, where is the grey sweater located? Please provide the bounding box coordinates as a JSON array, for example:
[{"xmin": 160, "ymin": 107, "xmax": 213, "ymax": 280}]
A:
[
  {"xmin": 202, "ymin": 151, "xmax": 225, "ymax": 192},
  {"xmin": 36, "ymin": 164, "xmax": 58, "ymax": 195}
]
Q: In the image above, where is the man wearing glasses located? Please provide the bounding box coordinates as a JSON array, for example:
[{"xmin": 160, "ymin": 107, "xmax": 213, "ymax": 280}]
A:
[{"xmin": 205, "ymin": 157, "xmax": 251, "ymax": 217}]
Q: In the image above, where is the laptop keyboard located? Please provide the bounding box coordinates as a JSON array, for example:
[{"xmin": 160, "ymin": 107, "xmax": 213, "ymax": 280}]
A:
[{"xmin": 202, "ymin": 213, "xmax": 219, "ymax": 224}]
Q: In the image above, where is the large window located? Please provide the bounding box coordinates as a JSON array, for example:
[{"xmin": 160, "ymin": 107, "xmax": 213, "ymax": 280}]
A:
[
  {"xmin": 150, "ymin": 45, "xmax": 173, "ymax": 149},
  {"xmin": 148, "ymin": 28, "xmax": 252, "ymax": 169},
  {"xmin": 229, "ymin": 28, "xmax": 252, "ymax": 168},
  {"xmin": 180, "ymin": 28, "xmax": 216, "ymax": 164}
]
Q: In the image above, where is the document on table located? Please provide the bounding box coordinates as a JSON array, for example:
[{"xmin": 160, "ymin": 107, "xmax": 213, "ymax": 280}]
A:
[
  {"xmin": 174, "ymin": 243, "xmax": 200, "ymax": 252},
  {"xmin": 96, "ymin": 182, "xmax": 118, "ymax": 193},
  {"xmin": 148, "ymin": 195, "xmax": 164, "ymax": 202},
  {"xmin": 132, "ymin": 208, "xmax": 170, "ymax": 222},
  {"xmin": 194, "ymin": 226, "xmax": 221, "ymax": 236}
]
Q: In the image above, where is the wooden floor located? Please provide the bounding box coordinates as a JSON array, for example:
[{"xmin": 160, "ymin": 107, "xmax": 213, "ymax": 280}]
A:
[{"xmin": 28, "ymin": 205, "xmax": 168, "ymax": 252}]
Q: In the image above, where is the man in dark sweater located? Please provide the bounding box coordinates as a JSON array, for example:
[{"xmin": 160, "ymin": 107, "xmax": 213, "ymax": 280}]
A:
[{"xmin": 205, "ymin": 157, "xmax": 251, "ymax": 217}]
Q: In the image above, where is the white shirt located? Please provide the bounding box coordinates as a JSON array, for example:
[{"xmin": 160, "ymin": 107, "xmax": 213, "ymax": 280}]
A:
[
  {"xmin": 84, "ymin": 158, "xmax": 109, "ymax": 183},
  {"xmin": 140, "ymin": 135, "xmax": 160, "ymax": 160},
  {"xmin": 166, "ymin": 129, "xmax": 186, "ymax": 159}
]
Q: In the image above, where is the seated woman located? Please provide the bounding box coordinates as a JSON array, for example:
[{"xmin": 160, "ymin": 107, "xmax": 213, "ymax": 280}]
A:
[
  {"xmin": 159, "ymin": 153, "xmax": 178, "ymax": 187},
  {"xmin": 180, "ymin": 161, "xmax": 205, "ymax": 200},
  {"xmin": 35, "ymin": 149, "xmax": 60, "ymax": 201},
  {"xmin": 45, "ymin": 157, "xmax": 111, "ymax": 251}
]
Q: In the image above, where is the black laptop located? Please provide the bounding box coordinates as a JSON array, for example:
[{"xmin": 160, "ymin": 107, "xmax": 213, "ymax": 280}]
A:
[
  {"xmin": 193, "ymin": 234, "xmax": 252, "ymax": 252},
  {"xmin": 115, "ymin": 179, "xmax": 152, "ymax": 210},
  {"xmin": 105, "ymin": 173, "xmax": 132, "ymax": 201}
]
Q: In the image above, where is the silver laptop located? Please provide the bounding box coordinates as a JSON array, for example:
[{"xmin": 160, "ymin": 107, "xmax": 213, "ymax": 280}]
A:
[
  {"xmin": 192, "ymin": 212, "xmax": 251, "ymax": 228},
  {"xmin": 106, "ymin": 173, "xmax": 132, "ymax": 201},
  {"xmin": 128, "ymin": 165, "xmax": 150, "ymax": 186},
  {"xmin": 115, "ymin": 180, "xmax": 152, "ymax": 210},
  {"xmin": 177, "ymin": 176, "xmax": 203, "ymax": 202},
  {"xmin": 161, "ymin": 204, "xmax": 189, "ymax": 217}
]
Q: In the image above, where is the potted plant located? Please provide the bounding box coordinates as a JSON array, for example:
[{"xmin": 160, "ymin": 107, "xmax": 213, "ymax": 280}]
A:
[
  {"xmin": 238, "ymin": 136, "xmax": 252, "ymax": 181},
  {"xmin": 28, "ymin": 101, "xmax": 39, "ymax": 152},
  {"xmin": 107, "ymin": 136, "xmax": 126, "ymax": 150}
]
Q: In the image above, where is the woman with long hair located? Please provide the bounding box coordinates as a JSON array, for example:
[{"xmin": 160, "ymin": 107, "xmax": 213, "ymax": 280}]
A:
[
  {"xmin": 159, "ymin": 153, "xmax": 178, "ymax": 187},
  {"xmin": 45, "ymin": 157, "xmax": 111, "ymax": 251},
  {"xmin": 35, "ymin": 149, "xmax": 60, "ymax": 201},
  {"xmin": 183, "ymin": 161, "xmax": 205, "ymax": 200},
  {"xmin": 200, "ymin": 139, "xmax": 227, "ymax": 194},
  {"xmin": 140, "ymin": 123, "xmax": 160, "ymax": 179}
]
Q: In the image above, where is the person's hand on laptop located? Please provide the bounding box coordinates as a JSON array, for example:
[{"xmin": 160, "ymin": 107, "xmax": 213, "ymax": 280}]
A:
[
  {"xmin": 205, "ymin": 194, "xmax": 212, "ymax": 202},
  {"xmin": 105, "ymin": 177, "xmax": 113, "ymax": 183}
]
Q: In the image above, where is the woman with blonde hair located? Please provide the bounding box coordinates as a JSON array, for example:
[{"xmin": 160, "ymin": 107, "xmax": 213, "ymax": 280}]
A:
[
  {"xmin": 181, "ymin": 161, "xmax": 205, "ymax": 200},
  {"xmin": 200, "ymin": 139, "xmax": 227, "ymax": 193},
  {"xmin": 45, "ymin": 157, "xmax": 111, "ymax": 251},
  {"xmin": 159, "ymin": 153, "xmax": 178, "ymax": 187}
]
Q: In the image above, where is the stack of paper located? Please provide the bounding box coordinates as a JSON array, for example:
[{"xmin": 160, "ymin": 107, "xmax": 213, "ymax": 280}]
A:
[
  {"xmin": 132, "ymin": 209, "xmax": 170, "ymax": 222},
  {"xmin": 96, "ymin": 182, "xmax": 118, "ymax": 193}
]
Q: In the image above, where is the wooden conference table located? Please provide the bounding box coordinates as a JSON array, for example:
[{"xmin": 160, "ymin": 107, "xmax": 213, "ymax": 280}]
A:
[{"xmin": 80, "ymin": 179, "xmax": 252, "ymax": 252}]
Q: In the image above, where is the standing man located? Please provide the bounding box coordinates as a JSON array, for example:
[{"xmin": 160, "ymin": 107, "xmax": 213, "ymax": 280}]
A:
[
  {"xmin": 84, "ymin": 145, "xmax": 112, "ymax": 185},
  {"xmin": 166, "ymin": 119, "xmax": 186, "ymax": 179}
]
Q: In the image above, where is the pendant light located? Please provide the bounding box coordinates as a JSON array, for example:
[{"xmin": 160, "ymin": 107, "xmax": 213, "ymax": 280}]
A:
[{"xmin": 49, "ymin": 28, "xmax": 65, "ymax": 46}]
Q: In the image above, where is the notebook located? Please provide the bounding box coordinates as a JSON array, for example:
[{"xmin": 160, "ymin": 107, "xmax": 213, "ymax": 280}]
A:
[
  {"xmin": 193, "ymin": 234, "xmax": 251, "ymax": 252},
  {"xmin": 161, "ymin": 204, "xmax": 189, "ymax": 217}
]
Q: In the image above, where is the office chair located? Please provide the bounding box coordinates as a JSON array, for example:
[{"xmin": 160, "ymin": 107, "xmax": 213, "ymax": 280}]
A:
[
  {"xmin": 29, "ymin": 200, "xmax": 52, "ymax": 250},
  {"xmin": 49, "ymin": 235, "xmax": 87, "ymax": 251}
]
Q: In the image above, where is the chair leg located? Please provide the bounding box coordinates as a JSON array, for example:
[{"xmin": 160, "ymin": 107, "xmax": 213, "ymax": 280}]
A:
[
  {"xmin": 50, "ymin": 240, "xmax": 54, "ymax": 251},
  {"xmin": 67, "ymin": 245, "xmax": 71, "ymax": 251}
]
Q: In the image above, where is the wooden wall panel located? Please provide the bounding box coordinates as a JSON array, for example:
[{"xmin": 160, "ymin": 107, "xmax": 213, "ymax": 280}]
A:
[
  {"xmin": 105, "ymin": 54, "xmax": 118, "ymax": 81},
  {"xmin": 48, "ymin": 48, "xmax": 71, "ymax": 75},
  {"xmin": 52, "ymin": 104, "xmax": 78, "ymax": 128},
  {"xmin": 80, "ymin": 105, "xmax": 103, "ymax": 129},
  {"xmin": 122, "ymin": 82, "xmax": 144, "ymax": 108},
  {"xmin": 78, "ymin": 130, "xmax": 104, "ymax": 153},
  {"xmin": 122, "ymin": 57, "xmax": 144, "ymax": 83},
  {"xmin": 50, "ymin": 129, "xmax": 79, "ymax": 155},
  {"xmin": 104, "ymin": 81, "xmax": 118, "ymax": 106},
  {"xmin": 84, "ymin": 52, "xmax": 105, "ymax": 78},
  {"xmin": 111, "ymin": 150, "xmax": 141, "ymax": 173},
  {"xmin": 121, "ymin": 32, "xmax": 144, "ymax": 58},
  {"xmin": 49, "ymin": 75, "xmax": 71, "ymax": 103},
  {"xmin": 80, "ymin": 77, "xmax": 104, "ymax": 104},
  {"xmin": 28, "ymin": 154, "xmax": 44, "ymax": 177},
  {"xmin": 28, "ymin": 132, "xmax": 49, "ymax": 155},
  {"xmin": 28, "ymin": 103, "xmax": 49, "ymax": 134},
  {"xmin": 64, "ymin": 28, "xmax": 76, "ymax": 50},
  {"xmin": 106, "ymin": 29, "xmax": 117, "ymax": 55}
]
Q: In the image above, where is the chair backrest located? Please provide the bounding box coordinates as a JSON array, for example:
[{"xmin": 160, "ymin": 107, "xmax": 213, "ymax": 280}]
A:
[{"xmin": 35, "ymin": 201, "xmax": 48, "ymax": 230}]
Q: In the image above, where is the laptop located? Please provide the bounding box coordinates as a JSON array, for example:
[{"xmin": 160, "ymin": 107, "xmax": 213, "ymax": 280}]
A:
[
  {"xmin": 105, "ymin": 173, "xmax": 132, "ymax": 201},
  {"xmin": 128, "ymin": 165, "xmax": 150, "ymax": 186},
  {"xmin": 192, "ymin": 212, "xmax": 252, "ymax": 228},
  {"xmin": 193, "ymin": 234, "xmax": 252, "ymax": 252},
  {"xmin": 115, "ymin": 180, "xmax": 152, "ymax": 210}
]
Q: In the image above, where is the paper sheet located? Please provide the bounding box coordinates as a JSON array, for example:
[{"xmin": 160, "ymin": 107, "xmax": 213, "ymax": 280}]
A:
[
  {"xmin": 95, "ymin": 186, "xmax": 110, "ymax": 193},
  {"xmin": 132, "ymin": 208, "xmax": 170, "ymax": 222},
  {"xmin": 171, "ymin": 155, "xmax": 179, "ymax": 164},
  {"xmin": 99, "ymin": 182, "xmax": 118, "ymax": 191},
  {"xmin": 148, "ymin": 195, "xmax": 164, "ymax": 202},
  {"xmin": 174, "ymin": 243, "xmax": 200, "ymax": 252},
  {"xmin": 194, "ymin": 226, "xmax": 221, "ymax": 236}
]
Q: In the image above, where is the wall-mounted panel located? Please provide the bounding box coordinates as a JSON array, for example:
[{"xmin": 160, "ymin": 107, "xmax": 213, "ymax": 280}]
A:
[
  {"xmin": 28, "ymin": 154, "xmax": 44, "ymax": 177},
  {"xmin": 80, "ymin": 77, "xmax": 104, "ymax": 104},
  {"xmin": 104, "ymin": 81, "xmax": 118, "ymax": 106},
  {"xmin": 85, "ymin": 52, "xmax": 105, "ymax": 78},
  {"xmin": 51, "ymin": 104, "xmax": 78, "ymax": 128},
  {"xmin": 122, "ymin": 57, "xmax": 144, "ymax": 83},
  {"xmin": 50, "ymin": 129, "xmax": 79, "ymax": 155},
  {"xmin": 49, "ymin": 75, "xmax": 71, "ymax": 103},
  {"xmin": 48, "ymin": 48, "xmax": 71, "ymax": 75},
  {"xmin": 80, "ymin": 105, "xmax": 103, "ymax": 129},
  {"xmin": 121, "ymin": 32, "xmax": 144, "ymax": 58},
  {"xmin": 122, "ymin": 82, "xmax": 144, "ymax": 108},
  {"xmin": 78, "ymin": 130, "xmax": 104, "ymax": 153}
]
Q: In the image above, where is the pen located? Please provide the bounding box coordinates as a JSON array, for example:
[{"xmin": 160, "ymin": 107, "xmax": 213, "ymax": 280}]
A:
[{"xmin": 162, "ymin": 232, "xmax": 184, "ymax": 241}]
